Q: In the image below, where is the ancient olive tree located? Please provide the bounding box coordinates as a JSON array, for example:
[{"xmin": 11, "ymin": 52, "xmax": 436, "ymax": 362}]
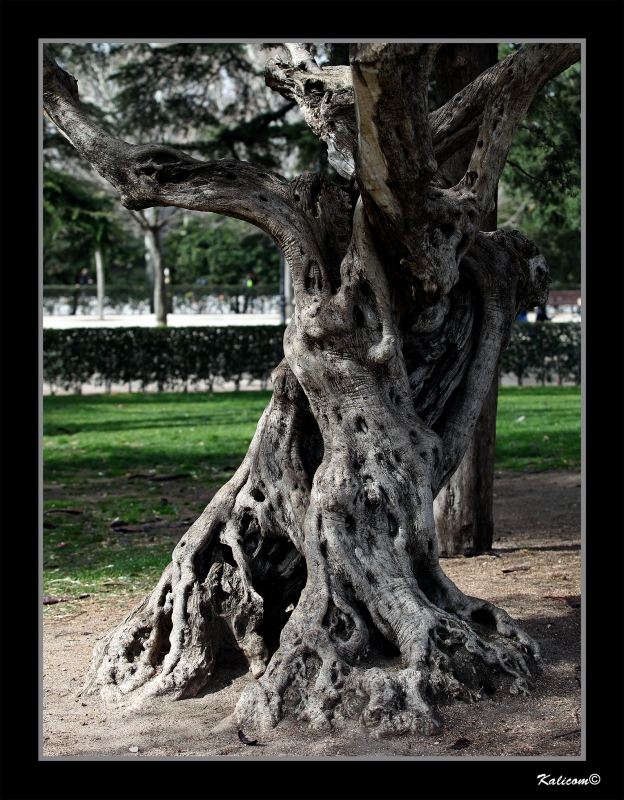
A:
[{"xmin": 43, "ymin": 42, "xmax": 580, "ymax": 736}]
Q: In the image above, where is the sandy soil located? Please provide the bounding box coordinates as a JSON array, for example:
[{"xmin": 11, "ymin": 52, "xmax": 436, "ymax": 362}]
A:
[{"xmin": 42, "ymin": 469, "xmax": 581, "ymax": 759}]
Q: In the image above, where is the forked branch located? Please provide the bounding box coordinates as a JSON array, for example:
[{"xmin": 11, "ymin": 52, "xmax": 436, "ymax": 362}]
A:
[{"xmin": 265, "ymin": 45, "xmax": 356, "ymax": 179}]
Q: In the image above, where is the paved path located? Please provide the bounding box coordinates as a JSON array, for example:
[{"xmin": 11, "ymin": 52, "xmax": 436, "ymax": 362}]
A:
[
  {"xmin": 43, "ymin": 310, "xmax": 579, "ymax": 328},
  {"xmin": 42, "ymin": 313, "xmax": 284, "ymax": 329}
]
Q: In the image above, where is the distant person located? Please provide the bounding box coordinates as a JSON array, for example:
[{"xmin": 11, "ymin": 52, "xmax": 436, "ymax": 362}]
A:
[
  {"xmin": 516, "ymin": 309, "xmax": 528, "ymax": 322},
  {"xmin": 72, "ymin": 268, "xmax": 93, "ymax": 314},
  {"xmin": 241, "ymin": 272, "xmax": 255, "ymax": 312},
  {"xmin": 78, "ymin": 268, "xmax": 93, "ymax": 286},
  {"xmin": 535, "ymin": 305, "xmax": 550, "ymax": 321}
]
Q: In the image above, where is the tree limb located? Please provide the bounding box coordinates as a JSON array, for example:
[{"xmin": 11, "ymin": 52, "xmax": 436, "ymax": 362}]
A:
[
  {"xmin": 283, "ymin": 43, "xmax": 322, "ymax": 73},
  {"xmin": 43, "ymin": 45, "xmax": 336, "ymax": 299},
  {"xmin": 265, "ymin": 49, "xmax": 356, "ymax": 179},
  {"xmin": 453, "ymin": 44, "xmax": 581, "ymax": 217},
  {"xmin": 266, "ymin": 43, "xmax": 579, "ymax": 203},
  {"xmin": 430, "ymin": 44, "xmax": 580, "ymax": 178},
  {"xmin": 347, "ymin": 43, "xmax": 579, "ymax": 306}
]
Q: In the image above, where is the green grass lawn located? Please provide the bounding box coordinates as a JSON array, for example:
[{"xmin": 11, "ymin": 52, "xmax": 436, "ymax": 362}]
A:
[
  {"xmin": 495, "ymin": 385, "xmax": 581, "ymax": 471},
  {"xmin": 43, "ymin": 390, "xmax": 273, "ymax": 481},
  {"xmin": 42, "ymin": 386, "xmax": 580, "ymax": 606},
  {"xmin": 43, "ymin": 391, "xmax": 271, "ymax": 603}
]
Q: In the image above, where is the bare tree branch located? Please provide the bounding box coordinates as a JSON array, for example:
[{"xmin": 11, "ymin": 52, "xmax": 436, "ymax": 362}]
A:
[
  {"xmin": 283, "ymin": 43, "xmax": 322, "ymax": 73},
  {"xmin": 452, "ymin": 44, "xmax": 581, "ymax": 217},
  {"xmin": 430, "ymin": 44, "xmax": 580, "ymax": 179},
  {"xmin": 345, "ymin": 43, "xmax": 579, "ymax": 306},
  {"xmin": 265, "ymin": 51, "xmax": 356, "ymax": 179},
  {"xmin": 128, "ymin": 209, "xmax": 149, "ymax": 232}
]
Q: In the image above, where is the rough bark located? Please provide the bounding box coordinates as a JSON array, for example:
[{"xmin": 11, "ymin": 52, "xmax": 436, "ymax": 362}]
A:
[
  {"xmin": 433, "ymin": 44, "xmax": 499, "ymax": 557},
  {"xmin": 434, "ymin": 365, "xmax": 498, "ymax": 556},
  {"xmin": 43, "ymin": 42, "xmax": 579, "ymax": 736}
]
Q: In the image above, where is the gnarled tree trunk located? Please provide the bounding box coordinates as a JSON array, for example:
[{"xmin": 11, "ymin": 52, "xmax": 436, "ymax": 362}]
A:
[{"xmin": 43, "ymin": 41, "xmax": 580, "ymax": 737}]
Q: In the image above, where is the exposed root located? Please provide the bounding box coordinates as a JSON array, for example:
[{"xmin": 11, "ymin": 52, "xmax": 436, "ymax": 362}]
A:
[
  {"xmin": 235, "ymin": 589, "xmax": 538, "ymax": 738},
  {"xmin": 235, "ymin": 509, "xmax": 539, "ymax": 738},
  {"xmin": 419, "ymin": 561, "xmax": 542, "ymax": 671}
]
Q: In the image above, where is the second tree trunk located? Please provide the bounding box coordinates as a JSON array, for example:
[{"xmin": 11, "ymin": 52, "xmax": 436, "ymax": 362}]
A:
[{"xmin": 433, "ymin": 44, "xmax": 499, "ymax": 556}]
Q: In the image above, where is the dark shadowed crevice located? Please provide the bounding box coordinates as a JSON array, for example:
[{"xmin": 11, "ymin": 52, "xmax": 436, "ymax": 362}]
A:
[
  {"xmin": 126, "ymin": 627, "xmax": 151, "ymax": 664},
  {"xmin": 323, "ymin": 598, "xmax": 356, "ymax": 643},
  {"xmin": 251, "ymin": 486, "xmax": 266, "ymax": 502},
  {"xmin": 299, "ymin": 412, "xmax": 324, "ymax": 484},
  {"xmin": 152, "ymin": 615, "xmax": 173, "ymax": 667},
  {"xmin": 251, "ymin": 538, "xmax": 307, "ymax": 647},
  {"xmin": 194, "ymin": 523, "xmax": 224, "ymax": 583},
  {"xmin": 471, "ymin": 606, "xmax": 497, "ymax": 630},
  {"xmin": 435, "ymin": 638, "xmax": 502, "ymax": 702},
  {"xmin": 411, "ymin": 562, "xmax": 446, "ymax": 607},
  {"xmin": 337, "ymin": 581, "xmax": 401, "ymax": 663}
]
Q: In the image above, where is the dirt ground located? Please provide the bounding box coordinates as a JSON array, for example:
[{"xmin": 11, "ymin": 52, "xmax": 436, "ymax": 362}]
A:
[{"xmin": 42, "ymin": 469, "xmax": 581, "ymax": 759}]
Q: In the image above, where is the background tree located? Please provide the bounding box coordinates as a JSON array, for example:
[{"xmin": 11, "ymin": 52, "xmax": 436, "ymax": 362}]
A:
[
  {"xmin": 43, "ymin": 167, "xmax": 145, "ymax": 316},
  {"xmin": 431, "ymin": 44, "xmax": 500, "ymax": 557},
  {"xmin": 43, "ymin": 41, "xmax": 580, "ymax": 737},
  {"xmin": 127, "ymin": 207, "xmax": 179, "ymax": 324}
]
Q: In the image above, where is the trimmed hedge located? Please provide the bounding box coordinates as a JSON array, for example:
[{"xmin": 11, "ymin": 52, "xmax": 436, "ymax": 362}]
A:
[
  {"xmin": 43, "ymin": 326, "xmax": 287, "ymax": 393},
  {"xmin": 500, "ymin": 322, "xmax": 581, "ymax": 385},
  {"xmin": 43, "ymin": 321, "xmax": 581, "ymax": 394}
]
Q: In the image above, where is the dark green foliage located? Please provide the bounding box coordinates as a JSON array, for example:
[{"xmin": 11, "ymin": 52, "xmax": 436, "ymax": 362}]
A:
[
  {"xmin": 163, "ymin": 216, "xmax": 280, "ymax": 286},
  {"xmin": 499, "ymin": 45, "xmax": 580, "ymax": 288},
  {"xmin": 110, "ymin": 44, "xmax": 253, "ymax": 136},
  {"xmin": 44, "ymin": 322, "xmax": 580, "ymax": 395},
  {"xmin": 43, "ymin": 326, "xmax": 287, "ymax": 393},
  {"xmin": 43, "ymin": 168, "xmax": 145, "ymax": 286},
  {"xmin": 108, "ymin": 43, "xmax": 335, "ymax": 176},
  {"xmin": 500, "ymin": 322, "xmax": 581, "ymax": 385}
]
